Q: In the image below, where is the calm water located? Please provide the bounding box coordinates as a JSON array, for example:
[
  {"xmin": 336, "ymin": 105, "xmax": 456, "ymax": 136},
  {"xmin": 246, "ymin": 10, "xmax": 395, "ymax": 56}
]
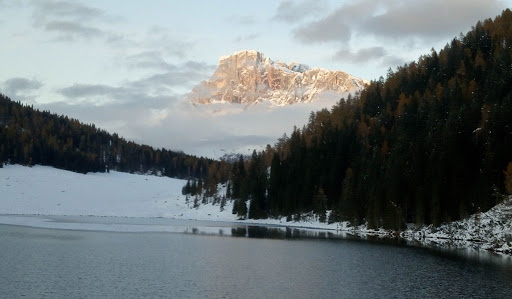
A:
[{"xmin": 1, "ymin": 217, "xmax": 511, "ymax": 298}]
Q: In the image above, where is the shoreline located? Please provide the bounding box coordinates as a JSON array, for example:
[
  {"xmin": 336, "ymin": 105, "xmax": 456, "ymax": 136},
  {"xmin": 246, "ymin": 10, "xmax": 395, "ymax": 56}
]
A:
[
  {"xmin": 1, "ymin": 164, "xmax": 511, "ymax": 257},
  {"xmin": 0, "ymin": 211, "xmax": 510, "ymax": 259}
]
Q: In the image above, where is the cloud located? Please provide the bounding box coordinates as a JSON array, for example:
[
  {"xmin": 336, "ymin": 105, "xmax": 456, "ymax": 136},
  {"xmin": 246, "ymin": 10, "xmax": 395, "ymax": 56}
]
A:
[
  {"xmin": 46, "ymin": 83, "xmax": 342, "ymax": 158},
  {"xmin": 234, "ymin": 33, "xmax": 260, "ymax": 42},
  {"xmin": 59, "ymin": 84, "xmax": 119, "ymax": 100},
  {"xmin": 292, "ymin": 0, "xmax": 372, "ymax": 43},
  {"xmin": 272, "ymin": 0, "xmax": 329, "ymax": 24},
  {"xmin": 294, "ymin": 17, "xmax": 351, "ymax": 43},
  {"xmin": 125, "ymin": 51, "xmax": 178, "ymax": 71},
  {"xmin": 3, "ymin": 78, "xmax": 43, "ymax": 94},
  {"xmin": 43, "ymin": 20, "xmax": 104, "ymax": 39},
  {"xmin": 33, "ymin": 0, "xmax": 105, "ymax": 21},
  {"xmin": 333, "ymin": 46, "xmax": 406, "ymax": 67},
  {"xmin": 363, "ymin": 0, "xmax": 503, "ymax": 40},
  {"xmin": 294, "ymin": 0, "xmax": 506, "ymax": 45},
  {"xmin": 143, "ymin": 26, "xmax": 194, "ymax": 58},
  {"xmin": 125, "ymin": 51, "xmax": 215, "ymax": 74},
  {"xmin": 30, "ymin": 0, "xmax": 115, "ymax": 41},
  {"xmin": 57, "ymin": 59, "xmax": 213, "ymax": 107},
  {"xmin": 334, "ymin": 47, "xmax": 386, "ymax": 63},
  {"xmin": 1, "ymin": 78, "xmax": 43, "ymax": 102},
  {"xmin": 58, "ymin": 82, "xmax": 172, "ymax": 108},
  {"xmin": 128, "ymin": 61, "xmax": 214, "ymax": 93}
]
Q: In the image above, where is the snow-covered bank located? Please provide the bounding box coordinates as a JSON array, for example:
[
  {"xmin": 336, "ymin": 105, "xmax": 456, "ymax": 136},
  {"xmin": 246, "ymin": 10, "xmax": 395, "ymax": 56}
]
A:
[
  {"xmin": 338, "ymin": 198, "xmax": 512, "ymax": 256},
  {"xmin": 403, "ymin": 198, "xmax": 512, "ymax": 255},
  {"xmin": 0, "ymin": 164, "xmax": 236, "ymax": 221},
  {"xmin": 1, "ymin": 164, "xmax": 511, "ymax": 257}
]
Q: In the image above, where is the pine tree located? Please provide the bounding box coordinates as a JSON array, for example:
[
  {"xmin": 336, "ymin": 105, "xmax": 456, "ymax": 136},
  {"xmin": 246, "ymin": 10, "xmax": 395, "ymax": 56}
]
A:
[{"xmin": 504, "ymin": 161, "xmax": 512, "ymax": 194}]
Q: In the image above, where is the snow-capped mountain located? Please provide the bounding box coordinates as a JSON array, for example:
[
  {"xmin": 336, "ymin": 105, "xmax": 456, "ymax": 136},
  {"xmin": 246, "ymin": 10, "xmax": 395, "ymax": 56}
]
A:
[{"xmin": 188, "ymin": 50, "xmax": 368, "ymax": 106}]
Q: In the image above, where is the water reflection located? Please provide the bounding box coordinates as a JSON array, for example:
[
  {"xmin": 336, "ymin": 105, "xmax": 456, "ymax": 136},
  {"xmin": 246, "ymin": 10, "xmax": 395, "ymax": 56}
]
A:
[
  {"xmin": 231, "ymin": 226, "xmax": 247, "ymax": 237},
  {"xmin": 193, "ymin": 225, "xmax": 342, "ymax": 240},
  {"xmin": 180, "ymin": 223, "xmax": 512, "ymax": 267},
  {"xmin": 1, "ymin": 214, "xmax": 510, "ymax": 267}
]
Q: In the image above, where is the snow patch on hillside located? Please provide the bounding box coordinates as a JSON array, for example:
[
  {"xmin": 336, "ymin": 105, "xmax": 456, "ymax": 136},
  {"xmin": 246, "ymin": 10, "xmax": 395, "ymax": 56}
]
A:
[
  {"xmin": 403, "ymin": 198, "xmax": 512, "ymax": 255},
  {"xmin": 0, "ymin": 164, "xmax": 236, "ymax": 221}
]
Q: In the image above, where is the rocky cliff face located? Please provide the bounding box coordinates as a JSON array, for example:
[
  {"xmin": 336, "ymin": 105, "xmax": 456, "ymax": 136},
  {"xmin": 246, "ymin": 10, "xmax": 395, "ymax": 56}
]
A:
[{"xmin": 188, "ymin": 50, "xmax": 368, "ymax": 106}]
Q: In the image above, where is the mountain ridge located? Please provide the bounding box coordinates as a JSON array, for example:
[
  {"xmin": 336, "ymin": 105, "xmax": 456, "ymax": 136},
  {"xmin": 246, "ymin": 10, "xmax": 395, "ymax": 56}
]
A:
[{"xmin": 188, "ymin": 50, "xmax": 368, "ymax": 106}]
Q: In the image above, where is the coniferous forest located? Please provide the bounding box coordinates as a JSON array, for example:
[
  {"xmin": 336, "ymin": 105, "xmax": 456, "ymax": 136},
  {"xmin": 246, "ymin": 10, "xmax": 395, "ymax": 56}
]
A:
[
  {"xmin": 0, "ymin": 94, "xmax": 215, "ymax": 179},
  {"xmin": 220, "ymin": 9, "xmax": 512, "ymax": 228}
]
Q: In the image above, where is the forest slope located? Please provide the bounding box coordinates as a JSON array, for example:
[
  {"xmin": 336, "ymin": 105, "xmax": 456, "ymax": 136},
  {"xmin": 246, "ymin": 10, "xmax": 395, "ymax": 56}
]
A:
[
  {"xmin": 0, "ymin": 94, "xmax": 215, "ymax": 179},
  {"xmin": 216, "ymin": 9, "xmax": 512, "ymax": 231}
]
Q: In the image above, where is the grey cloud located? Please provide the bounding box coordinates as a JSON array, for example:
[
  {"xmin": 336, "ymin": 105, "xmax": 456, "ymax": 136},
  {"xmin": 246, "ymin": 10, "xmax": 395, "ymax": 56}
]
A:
[
  {"xmin": 272, "ymin": 0, "xmax": 328, "ymax": 24},
  {"xmin": 293, "ymin": 16, "xmax": 351, "ymax": 43},
  {"xmin": 134, "ymin": 72, "xmax": 194, "ymax": 90},
  {"xmin": 31, "ymin": 0, "xmax": 115, "ymax": 41},
  {"xmin": 1, "ymin": 78, "xmax": 43, "ymax": 103},
  {"xmin": 363, "ymin": 0, "xmax": 503, "ymax": 40},
  {"xmin": 126, "ymin": 51, "xmax": 178, "ymax": 71},
  {"xmin": 58, "ymin": 82, "xmax": 172, "ymax": 109},
  {"xmin": 334, "ymin": 47, "xmax": 387, "ymax": 63},
  {"xmin": 33, "ymin": 0, "xmax": 104, "ymax": 21},
  {"xmin": 3, "ymin": 78, "xmax": 43, "ymax": 94},
  {"xmin": 382, "ymin": 56, "xmax": 408, "ymax": 69},
  {"xmin": 124, "ymin": 59, "xmax": 213, "ymax": 93},
  {"xmin": 293, "ymin": 0, "xmax": 373, "ymax": 43},
  {"xmin": 126, "ymin": 51, "xmax": 214, "ymax": 74},
  {"xmin": 44, "ymin": 21, "xmax": 104, "ymax": 39},
  {"xmin": 295, "ymin": 0, "xmax": 506, "ymax": 45},
  {"xmin": 58, "ymin": 59, "xmax": 212, "ymax": 106},
  {"xmin": 234, "ymin": 33, "xmax": 260, "ymax": 42},
  {"xmin": 59, "ymin": 84, "xmax": 118, "ymax": 99},
  {"xmin": 333, "ymin": 47, "xmax": 406, "ymax": 68},
  {"xmin": 133, "ymin": 69, "xmax": 210, "ymax": 92}
]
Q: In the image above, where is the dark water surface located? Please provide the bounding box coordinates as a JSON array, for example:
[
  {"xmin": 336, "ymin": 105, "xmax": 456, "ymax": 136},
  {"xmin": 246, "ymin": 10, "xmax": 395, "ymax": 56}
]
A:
[{"xmin": 0, "ymin": 217, "xmax": 511, "ymax": 298}]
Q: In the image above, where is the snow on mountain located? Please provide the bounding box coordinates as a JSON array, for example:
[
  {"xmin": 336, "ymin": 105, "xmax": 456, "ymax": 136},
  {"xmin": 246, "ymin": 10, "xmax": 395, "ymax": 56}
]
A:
[
  {"xmin": 188, "ymin": 50, "xmax": 368, "ymax": 106},
  {"xmin": 289, "ymin": 62, "xmax": 311, "ymax": 73}
]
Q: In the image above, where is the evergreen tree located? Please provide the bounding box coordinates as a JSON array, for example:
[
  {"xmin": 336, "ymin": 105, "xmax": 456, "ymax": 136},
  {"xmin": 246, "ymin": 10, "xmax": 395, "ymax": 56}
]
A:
[{"xmin": 219, "ymin": 9, "xmax": 512, "ymax": 226}]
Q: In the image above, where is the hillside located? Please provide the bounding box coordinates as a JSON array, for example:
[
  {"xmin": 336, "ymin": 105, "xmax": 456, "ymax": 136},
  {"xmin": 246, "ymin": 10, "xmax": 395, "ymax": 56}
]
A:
[
  {"xmin": 0, "ymin": 94, "xmax": 214, "ymax": 178},
  {"xmin": 210, "ymin": 9, "xmax": 512, "ymax": 230}
]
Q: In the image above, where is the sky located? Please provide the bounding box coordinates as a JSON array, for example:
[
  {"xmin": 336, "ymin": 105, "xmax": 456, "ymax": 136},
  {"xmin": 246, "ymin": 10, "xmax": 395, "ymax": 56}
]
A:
[{"xmin": 1, "ymin": 0, "xmax": 511, "ymax": 158}]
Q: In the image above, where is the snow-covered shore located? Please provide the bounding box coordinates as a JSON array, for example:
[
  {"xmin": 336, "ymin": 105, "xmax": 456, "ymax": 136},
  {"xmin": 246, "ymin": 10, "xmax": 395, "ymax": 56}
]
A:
[{"xmin": 1, "ymin": 164, "xmax": 511, "ymax": 256}]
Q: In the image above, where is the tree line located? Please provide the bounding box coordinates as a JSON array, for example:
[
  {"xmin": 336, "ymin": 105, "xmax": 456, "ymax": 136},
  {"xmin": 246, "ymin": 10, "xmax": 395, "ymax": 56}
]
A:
[
  {"xmin": 0, "ymin": 94, "xmax": 215, "ymax": 179},
  {"xmin": 218, "ymin": 9, "xmax": 512, "ymax": 228}
]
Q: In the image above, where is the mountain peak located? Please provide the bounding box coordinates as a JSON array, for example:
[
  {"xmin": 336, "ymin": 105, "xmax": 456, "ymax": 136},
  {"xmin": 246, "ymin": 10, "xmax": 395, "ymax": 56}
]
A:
[
  {"xmin": 219, "ymin": 50, "xmax": 265, "ymax": 63},
  {"xmin": 189, "ymin": 50, "xmax": 368, "ymax": 106}
]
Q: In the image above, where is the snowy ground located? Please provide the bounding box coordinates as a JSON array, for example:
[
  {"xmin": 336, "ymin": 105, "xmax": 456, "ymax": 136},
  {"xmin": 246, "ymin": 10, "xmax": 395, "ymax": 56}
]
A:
[
  {"xmin": 0, "ymin": 164, "xmax": 237, "ymax": 221},
  {"xmin": 1, "ymin": 164, "xmax": 511, "ymax": 256}
]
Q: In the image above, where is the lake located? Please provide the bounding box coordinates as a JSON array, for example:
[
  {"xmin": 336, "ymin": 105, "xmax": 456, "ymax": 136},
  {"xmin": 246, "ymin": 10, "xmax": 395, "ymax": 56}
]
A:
[{"xmin": 0, "ymin": 216, "xmax": 511, "ymax": 298}]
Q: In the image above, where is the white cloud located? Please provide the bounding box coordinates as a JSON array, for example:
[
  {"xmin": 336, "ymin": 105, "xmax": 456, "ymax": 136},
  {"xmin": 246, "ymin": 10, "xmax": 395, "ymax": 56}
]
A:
[{"xmin": 40, "ymin": 92, "xmax": 344, "ymax": 158}]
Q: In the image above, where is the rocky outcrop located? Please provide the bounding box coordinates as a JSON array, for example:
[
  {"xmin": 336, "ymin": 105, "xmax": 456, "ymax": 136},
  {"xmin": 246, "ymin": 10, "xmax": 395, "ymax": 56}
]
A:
[{"xmin": 188, "ymin": 50, "xmax": 368, "ymax": 106}]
